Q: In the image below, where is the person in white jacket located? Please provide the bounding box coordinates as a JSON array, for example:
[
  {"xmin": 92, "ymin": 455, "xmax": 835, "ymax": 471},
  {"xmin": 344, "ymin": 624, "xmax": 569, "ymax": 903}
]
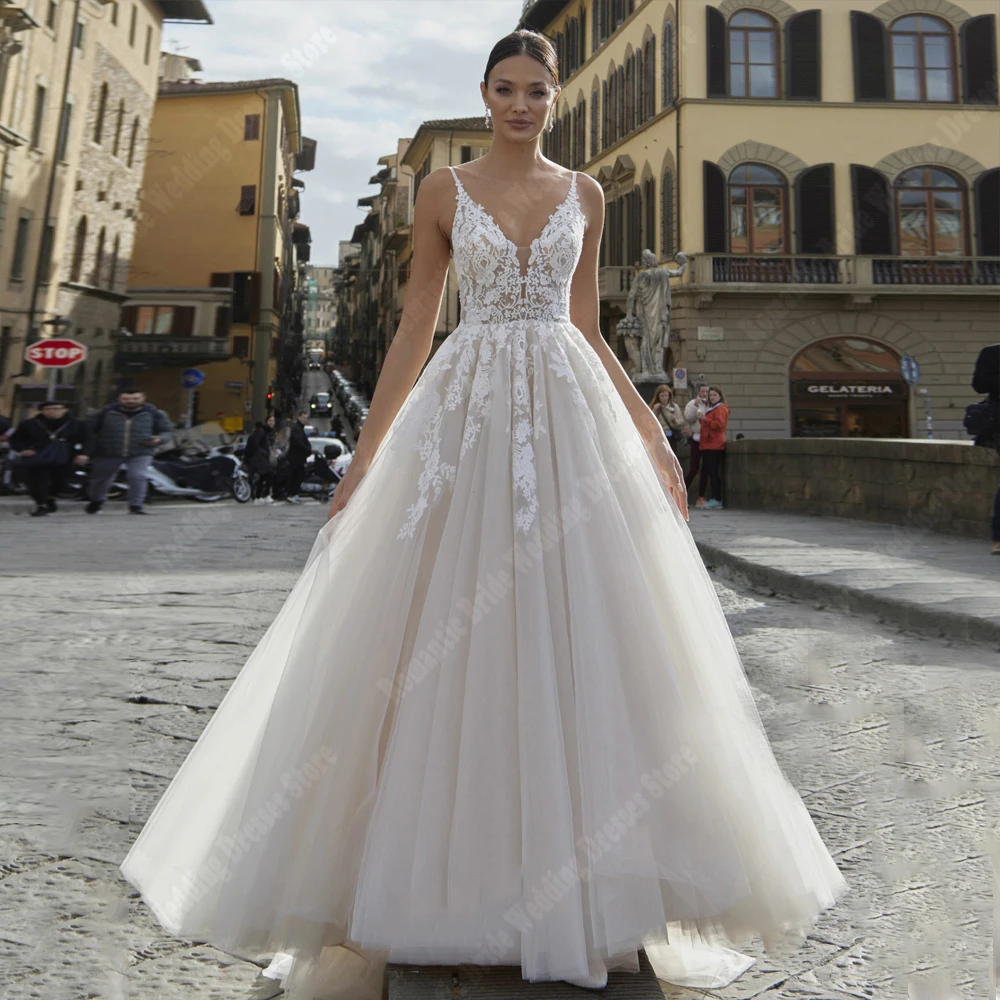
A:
[{"xmin": 683, "ymin": 384, "xmax": 710, "ymax": 493}]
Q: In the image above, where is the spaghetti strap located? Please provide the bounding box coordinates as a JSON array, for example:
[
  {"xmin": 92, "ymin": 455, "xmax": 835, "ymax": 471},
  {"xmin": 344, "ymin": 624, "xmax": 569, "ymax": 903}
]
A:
[{"xmin": 447, "ymin": 164, "xmax": 464, "ymax": 197}]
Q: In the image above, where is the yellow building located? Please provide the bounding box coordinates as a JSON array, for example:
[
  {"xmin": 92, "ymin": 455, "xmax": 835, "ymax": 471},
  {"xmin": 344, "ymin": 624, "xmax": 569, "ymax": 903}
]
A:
[
  {"xmin": 0, "ymin": 0, "xmax": 211, "ymax": 422},
  {"xmin": 524, "ymin": 0, "xmax": 999, "ymax": 439},
  {"xmin": 123, "ymin": 64, "xmax": 315, "ymax": 429}
]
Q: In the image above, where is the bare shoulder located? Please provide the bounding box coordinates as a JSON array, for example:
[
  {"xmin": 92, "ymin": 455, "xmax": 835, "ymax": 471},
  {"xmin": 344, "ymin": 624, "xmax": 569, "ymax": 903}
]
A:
[
  {"xmin": 414, "ymin": 166, "xmax": 458, "ymax": 209},
  {"xmin": 575, "ymin": 172, "xmax": 605, "ymax": 230}
]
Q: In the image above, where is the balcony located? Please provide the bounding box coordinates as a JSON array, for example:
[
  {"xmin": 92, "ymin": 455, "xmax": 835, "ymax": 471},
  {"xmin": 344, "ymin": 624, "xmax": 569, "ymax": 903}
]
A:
[
  {"xmin": 688, "ymin": 253, "xmax": 1000, "ymax": 303},
  {"xmin": 114, "ymin": 334, "xmax": 231, "ymax": 367}
]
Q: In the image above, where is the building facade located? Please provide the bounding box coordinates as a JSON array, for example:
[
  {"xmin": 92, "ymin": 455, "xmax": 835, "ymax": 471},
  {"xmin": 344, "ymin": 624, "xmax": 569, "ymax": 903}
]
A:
[
  {"xmin": 123, "ymin": 65, "xmax": 315, "ymax": 429},
  {"xmin": 0, "ymin": 0, "xmax": 211, "ymax": 422},
  {"xmin": 523, "ymin": 0, "xmax": 999, "ymax": 438}
]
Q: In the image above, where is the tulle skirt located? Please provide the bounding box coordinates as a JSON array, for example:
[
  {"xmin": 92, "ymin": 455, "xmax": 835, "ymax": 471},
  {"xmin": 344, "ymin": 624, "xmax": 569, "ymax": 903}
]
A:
[{"xmin": 121, "ymin": 318, "xmax": 846, "ymax": 997}]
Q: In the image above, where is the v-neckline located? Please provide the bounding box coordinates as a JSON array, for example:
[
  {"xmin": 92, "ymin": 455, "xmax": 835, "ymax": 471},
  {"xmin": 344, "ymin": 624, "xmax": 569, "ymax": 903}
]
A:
[{"xmin": 451, "ymin": 167, "xmax": 577, "ymax": 281}]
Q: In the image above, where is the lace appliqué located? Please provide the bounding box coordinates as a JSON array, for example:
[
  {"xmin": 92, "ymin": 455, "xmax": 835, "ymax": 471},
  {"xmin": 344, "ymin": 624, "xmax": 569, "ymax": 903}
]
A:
[{"xmin": 397, "ymin": 167, "xmax": 588, "ymax": 540}]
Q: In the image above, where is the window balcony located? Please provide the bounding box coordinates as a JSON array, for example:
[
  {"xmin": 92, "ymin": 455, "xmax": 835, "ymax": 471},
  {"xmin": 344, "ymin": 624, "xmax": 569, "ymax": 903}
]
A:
[{"xmin": 114, "ymin": 333, "xmax": 231, "ymax": 367}]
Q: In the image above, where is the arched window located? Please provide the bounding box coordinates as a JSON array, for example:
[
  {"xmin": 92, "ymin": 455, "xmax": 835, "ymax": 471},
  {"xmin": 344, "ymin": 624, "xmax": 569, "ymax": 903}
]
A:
[
  {"xmin": 729, "ymin": 11, "xmax": 779, "ymax": 98},
  {"xmin": 625, "ymin": 53, "xmax": 635, "ymax": 134},
  {"xmin": 108, "ymin": 233, "xmax": 120, "ymax": 290},
  {"xmin": 890, "ymin": 15, "xmax": 955, "ymax": 102},
  {"xmin": 601, "ymin": 79, "xmax": 609, "ymax": 149},
  {"xmin": 607, "ymin": 67, "xmax": 618, "ymax": 145},
  {"xmin": 576, "ymin": 96, "xmax": 586, "ymax": 167},
  {"xmin": 661, "ymin": 167, "xmax": 675, "ymax": 257},
  {"xmin": 590, "ymin": 84, "xmax": 599, "ymax": 159},
  {"xmin": 127, "ymin": 116, "xmax": 140, "ymax": 167},
  {"xmin": 895, "ymin": 166, "xmax": 966, "ymax": 256},
  {"xmin": 94, "ymin": 82, "xmax": 108, "ymax": 143},
  {"xmin": 643, "ymin": 176, "xmax": 656, "ymax": 255},
  {"xmin": 70, "ymin": 216, "xmax": 87, "ymax": 283},
  {"xmin": 644, "ymin": 36, "xmax": 656, "ymax": 119},
  {"xmin": 93, "ymin": 226, "xmax": 106, "ymax": 285},
  {"xmin": 112, "ymin": 99, "xmax": 125, "ymax": 156},
  {"xmin": 617, "ymin": 64, "xmax": 625, "ymax": 139},
  {"xmin": 729, "ymin": 163, "xmax": 787, "ymax": 253},
  {"xmin": 663, "ymin": 21, "xmax": 674, "ymax": 105},
  {"xmin": 635, "ymin": 49, "xmax": 643, "ymax": 129}
]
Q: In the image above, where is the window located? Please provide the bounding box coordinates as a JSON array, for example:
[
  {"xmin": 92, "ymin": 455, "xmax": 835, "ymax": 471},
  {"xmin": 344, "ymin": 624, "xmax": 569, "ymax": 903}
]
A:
[
  {"xmin": 38, "ymin": 223, "xmax": 56, "ymax": 283},
  {"xmin": 55, "ymin": 101, "xmax": 72, "ymax": 161},
  {"xmin": 93, "ymin": 226, "xmax": 106, "ymax": 285},
  {"xmin": 663, "ymin": 22, "xmax": 674, "ymax": 105},
  {"xmin": 46, "ymin": 2, "xmax": 57, "ymax": 30},
  {"xmin": 890, "ymin": 15, "xmax": 955, "ymax": 102},
  {"xmin": 108, "ymin": 234, "xmax": 120, "ymax": 289},
  {"xmin": 144, "ymin": 25, "xmax": 152, "ymax": 64},
  {"xmin": 590, "ymin": 84, "xmax": 599, "ymax": 159},
  {"xmin": 127, "ymin": 116, "xmax": 139, "ymax": 167},
  {"xmin": 661, "ymin": 167, "xmax": 674, "ymax": 257},
  {"xmin": 243, "ymin": 113, "xmax": 260, "ymax": 140},
  {"xmin": 460, "ymin": 145, "xmax": 472, "ymax": 163},
  {"xmin": 112, "ymin": 99, "xmax": 124, "ymax": 156},
  {"xmin": 0, "ymin": 327, "xmax": 11, "ymax": 383},
  {"xmin": 895, "ymin": 166, "xmax": 966, "ymax": 256},
  {"xmin": 9, "ymin": 213, "xmax": 30, "ymax": 280},
  {"xmin": 644, "ymin": 36, "xmax": 656, "ymax": 119},
  {"xmin": 729, "ymin": 163, "xmax": 786, "ymax": 253},
  {"xmin": 111, "ymin": 2, "xmax": 118, "ymax": 26},
  {"xmin": 729, "ymin": 11, "xmax": 779, "ymax": 98},
  {"xmin": 131, "ymin": 305, "xmax": 194, "ymax": 336},
  {"xmin": 73, "ymin": 20, "xmax": 84, "ymax": 49},
  {"xmin": 94, "ymin": 82, "xmax": 108, "ymax": 144},
  {"xmin": 129, "ymin": 4, "xmax": 137, "ymax": 46},
  {"xmin": 70, "ymin": 216, "xmax": 87, "ymax": 282},
  {"xmin": 238, "ymin": 185, "xmax": 256, "ymax": 215},
  {"xmin": 232, "ymin": 335, "xmax": 249, "ymax": 359},
  {"xmin": 31, "ymin": 85, "xmax": 45, "ymax": 148}
]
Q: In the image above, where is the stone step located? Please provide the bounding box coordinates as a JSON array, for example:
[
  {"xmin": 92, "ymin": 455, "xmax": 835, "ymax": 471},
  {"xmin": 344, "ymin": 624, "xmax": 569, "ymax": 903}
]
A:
[{"xmin": 385, "ymin": 951, "xmax": 664, "ymax": 999}]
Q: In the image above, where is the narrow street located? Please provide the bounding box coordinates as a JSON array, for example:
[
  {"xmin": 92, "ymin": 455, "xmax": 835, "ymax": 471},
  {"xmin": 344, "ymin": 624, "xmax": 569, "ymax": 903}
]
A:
[{"xmin": 0, "ymin": 500, "xmax": 995, "ymax": 998}]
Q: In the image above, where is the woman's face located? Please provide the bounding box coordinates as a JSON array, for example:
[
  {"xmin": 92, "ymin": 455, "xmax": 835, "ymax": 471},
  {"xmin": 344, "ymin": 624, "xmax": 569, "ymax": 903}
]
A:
[
  {"xmin": 266, "ymin": 415, "xmax": 275, "ymax": 428},
  {"xmin": 708, "ymin": 390, "xmax": 721, "ymax": 406},
  {"xmin": 698, "ymin": 386, "xmax": 709, "ymax": 402},
  {"xmin": 657, "ymin": 388, "xmax": 671, "ymax": 406},
  {"xmin": 482, "ymin": 54, "xmax": 559, "ymax": 141}
]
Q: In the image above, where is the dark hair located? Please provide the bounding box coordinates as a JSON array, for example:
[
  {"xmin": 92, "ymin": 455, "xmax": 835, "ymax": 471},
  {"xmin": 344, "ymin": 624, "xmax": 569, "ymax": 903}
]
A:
[
  {"xmin": 484, "ymin": 29, "xmax": 559, "ymax": 88},
  {"xmin": 708, "ymin": 385, "xmax": 726, "ymax": 403}
]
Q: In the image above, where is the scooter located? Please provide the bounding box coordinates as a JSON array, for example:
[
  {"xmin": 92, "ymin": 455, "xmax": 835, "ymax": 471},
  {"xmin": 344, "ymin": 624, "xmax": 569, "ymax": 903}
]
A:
[
  {"xmin": 109, "ymin": 445, "xmax": 252, "ymax": 503},
  {"xmin": 296, "ymin": 448, "xmax": 353, "ymax": 502}
]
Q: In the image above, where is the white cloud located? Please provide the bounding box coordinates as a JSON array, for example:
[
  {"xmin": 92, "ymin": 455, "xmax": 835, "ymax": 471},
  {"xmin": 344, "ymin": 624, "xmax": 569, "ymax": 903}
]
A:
[{"xmin": 165, "ymin": 0, "xmax": 523, "ymax": 260}]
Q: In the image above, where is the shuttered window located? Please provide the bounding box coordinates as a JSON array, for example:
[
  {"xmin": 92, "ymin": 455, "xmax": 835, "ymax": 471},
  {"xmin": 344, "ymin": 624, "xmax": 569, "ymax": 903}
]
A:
[
  {"xmin": 795, "ymin": 164, "xmax": 835, "ymax": 254},
  {"xmin": 238, "ymin": 185, "xmax": 256, "ymax": 215},
  {"xmin": 850, "ymin": 165, "xmax": 894, "ymax": 255},
  {"xmin": 960, "ymin": 14, "xmax": 998, "ymax": 105},
  {"xmin": 786, "ymin": 10, "xmax": 821, "ymax": 100},
  {"xmin": 851, "ymin": 12, "xmax": 889, "ymax": 101}
]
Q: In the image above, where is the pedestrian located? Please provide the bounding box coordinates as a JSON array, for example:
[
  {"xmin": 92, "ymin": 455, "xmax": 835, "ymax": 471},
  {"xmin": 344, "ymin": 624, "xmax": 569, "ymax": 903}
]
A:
[
  {"xmin": 683, "ymin": 383, "xmax": 710, "ymax": 492},
  {"xmin": 243, "ymin": 415, "xmax": 277, "ymax": 504},
  {"xmin": 86, "ymin": 390, "xmax": 173, "ymax": 515},
  {"xmin": 651, "ymin": 384, "xmax": 686, "ymax": 450},
  {"xmin": 9, "ymin": 400, "xmax": 91, "ymax": 516},
  {"xmin": 697, "ymin": 386, "xmax": 730, "ymax": 510},
  {"xmin": 284, "ymin": 409, "xmax": 311, "ymax": 505},
  {"xmin": 969, "ymin": 343, "xmax": 999, "ymax": 554}
]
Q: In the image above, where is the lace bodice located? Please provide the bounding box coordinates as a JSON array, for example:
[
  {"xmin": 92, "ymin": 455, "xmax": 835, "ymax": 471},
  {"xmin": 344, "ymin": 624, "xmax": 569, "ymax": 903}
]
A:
[{"xmin": 448, "ymin": 166, "xmax": 585, "ymax": 325}]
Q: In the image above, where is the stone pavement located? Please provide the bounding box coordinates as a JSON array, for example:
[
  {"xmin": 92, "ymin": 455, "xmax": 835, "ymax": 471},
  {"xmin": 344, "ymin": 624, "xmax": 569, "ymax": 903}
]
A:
[
  {"xmin": 687, "ymin": 509, "xmax": 1000, "ymax": 646},
  {"xmin": 0, "ymin": 497, "xmax": 997, "ymax": 999}
]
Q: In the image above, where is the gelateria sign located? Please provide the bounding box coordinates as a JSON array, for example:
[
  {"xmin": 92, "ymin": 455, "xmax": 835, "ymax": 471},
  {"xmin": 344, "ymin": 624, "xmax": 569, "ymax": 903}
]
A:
[{"xmin": 791, "ymin": 380, "xmax": 907, "ymax": 400}]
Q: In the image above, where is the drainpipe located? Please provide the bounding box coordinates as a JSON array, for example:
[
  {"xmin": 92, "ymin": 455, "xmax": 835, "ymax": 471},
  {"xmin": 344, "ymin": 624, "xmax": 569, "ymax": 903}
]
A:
[
  {"xmin": 252, "ymin": 88, "xmax": 279, "ymax": 424},
  {"xmin": 25, "ymin": 0, "xmax": 82, "ymax": 364}
]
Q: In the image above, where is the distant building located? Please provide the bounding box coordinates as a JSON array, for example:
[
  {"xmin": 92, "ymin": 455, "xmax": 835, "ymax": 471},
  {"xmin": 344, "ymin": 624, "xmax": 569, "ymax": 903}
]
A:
[{"xmin": 122, "ymin": 64, "xmax": 315, "ymax": 429}]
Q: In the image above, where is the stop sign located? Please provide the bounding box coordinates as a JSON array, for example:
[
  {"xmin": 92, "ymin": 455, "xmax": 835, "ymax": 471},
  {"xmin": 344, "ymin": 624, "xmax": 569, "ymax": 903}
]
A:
[{"xmin": 25, "ymin": 338, "xmax": 87, "ymax": 367}]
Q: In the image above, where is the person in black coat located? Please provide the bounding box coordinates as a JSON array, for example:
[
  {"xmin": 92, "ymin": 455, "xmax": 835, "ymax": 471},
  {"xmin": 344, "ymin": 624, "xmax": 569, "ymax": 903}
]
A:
[
  {"xmin": 242, "ymin": 415, "xmax": 277, "ymax": 502},
  {"xmin": 284, "ymin": 410, "xmax": 312, "ymax": 505},
  {"xmin": 10, "ymin": 401, "xmax": 92, "ymax": 516},
  {"xmin": 971, "ymin": 344, "xmax": 1000, "ymax": 553}
]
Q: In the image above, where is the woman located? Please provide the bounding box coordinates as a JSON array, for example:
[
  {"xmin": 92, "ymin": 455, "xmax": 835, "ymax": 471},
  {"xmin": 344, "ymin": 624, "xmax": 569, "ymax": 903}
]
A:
[
  {"xmin": 697, "ymin": 387, "xmax": 730, "ymax": 510},
  {"xmin": 683, "ymin": 383, "xmax": 709, "ymax": 495},
  {"xmin": 243, "ymin": 414, "xmax": 277, "ymax": 503},
  {"xmin": 121, "ymin": 30, "xmax": 844, "ymax": 999},
  {"xmin": 650, "ymin": 384, "xmax": 685, "ymax": 445}
]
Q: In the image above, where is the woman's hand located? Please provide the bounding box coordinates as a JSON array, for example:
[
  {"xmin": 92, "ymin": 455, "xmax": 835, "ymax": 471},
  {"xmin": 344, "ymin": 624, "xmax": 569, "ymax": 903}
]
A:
[
  {"xmin": 635, "ymin": 415, "xmax": 688, "ymax": 521},
  {"xmin": 327, "ymin": 456, "xmax": 369, "ymax": 522}
]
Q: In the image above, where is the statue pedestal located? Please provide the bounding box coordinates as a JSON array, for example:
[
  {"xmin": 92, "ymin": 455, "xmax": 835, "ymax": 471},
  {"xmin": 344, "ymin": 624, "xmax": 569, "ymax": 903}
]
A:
[{"xmin": 631, "ymin": 373, "xmax": 671, "ymax": 405}]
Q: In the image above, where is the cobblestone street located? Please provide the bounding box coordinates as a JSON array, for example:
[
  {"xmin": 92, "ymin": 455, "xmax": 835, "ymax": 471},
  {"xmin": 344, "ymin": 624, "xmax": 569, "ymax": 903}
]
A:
[{"xmin": 1, "ymin": 498, "xmax": 997, "ymax": 999}]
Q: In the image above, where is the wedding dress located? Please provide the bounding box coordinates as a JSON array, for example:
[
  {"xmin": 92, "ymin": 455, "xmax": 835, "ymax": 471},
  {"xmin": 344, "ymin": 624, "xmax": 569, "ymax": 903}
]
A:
[{"xmin": 120, "ymin": 165, "xmax": 846, "ymax": 998}]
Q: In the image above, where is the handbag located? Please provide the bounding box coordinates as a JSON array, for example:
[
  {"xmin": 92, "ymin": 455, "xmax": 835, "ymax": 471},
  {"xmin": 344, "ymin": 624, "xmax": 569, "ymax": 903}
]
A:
[
  {"xmin": 17, "ymin": 424, "xmax": 73, "ymax": 468},
  {"xmin": 963, "ymin": 398, "xmax": 999, "ymax": 441}
]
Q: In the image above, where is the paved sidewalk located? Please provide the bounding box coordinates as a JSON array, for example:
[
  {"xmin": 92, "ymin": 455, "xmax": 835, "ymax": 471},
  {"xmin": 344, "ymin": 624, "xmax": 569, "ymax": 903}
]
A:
[{"xmin": 688, "ymin": 509, "xmax": 1000, "ymax": 646}]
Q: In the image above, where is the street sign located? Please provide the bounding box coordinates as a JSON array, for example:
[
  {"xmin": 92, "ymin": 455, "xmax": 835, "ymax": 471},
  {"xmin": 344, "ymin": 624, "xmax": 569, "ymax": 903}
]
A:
[
  {"xmin": 900, "ymin": 354, "xmax": 920, "ymax": 386},
  {"xmin": 181, "ymin": 367, "xmax": 205, "ymax": 389},
  {"xmin": 672, "ymin": 367, "xmax": 687, "ymax": 390},
  {"xmin": 25, "ymin": 338, "xmax": 86, "ymax": 367}
]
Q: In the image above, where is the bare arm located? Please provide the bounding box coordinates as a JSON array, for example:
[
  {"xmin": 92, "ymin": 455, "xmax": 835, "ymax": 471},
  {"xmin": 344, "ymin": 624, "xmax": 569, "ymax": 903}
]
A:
[
  {"xmin": 569, "ymin": 174, "xmax": 688, "ymax": 519},
  {"xmin": 327, "ymin": 169, "xmax": 453, "ymax": 520}
]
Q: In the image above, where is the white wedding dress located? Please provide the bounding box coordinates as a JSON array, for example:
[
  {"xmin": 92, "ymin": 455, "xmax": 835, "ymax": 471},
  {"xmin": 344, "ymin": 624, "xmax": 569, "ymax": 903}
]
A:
[{"xmin": 120, "ymin": 165, "xmax": 846, "ymax": 998}]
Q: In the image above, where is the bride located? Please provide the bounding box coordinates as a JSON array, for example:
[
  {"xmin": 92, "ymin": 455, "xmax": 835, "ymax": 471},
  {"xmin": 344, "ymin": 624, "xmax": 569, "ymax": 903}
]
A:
[{"xmin": 121, "ymin": 29, "xmax": 846, "ymax": 998}]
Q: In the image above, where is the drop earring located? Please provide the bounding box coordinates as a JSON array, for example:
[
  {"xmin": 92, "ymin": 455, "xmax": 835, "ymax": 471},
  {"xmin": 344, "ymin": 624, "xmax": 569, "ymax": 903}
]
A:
[
  {"xmin": 548, "ymin": 107, "xmax": 555, "ymax": 132},
  {"xmin": 484, "ymin": 106, "xmax": 492, "ymax": 130}
]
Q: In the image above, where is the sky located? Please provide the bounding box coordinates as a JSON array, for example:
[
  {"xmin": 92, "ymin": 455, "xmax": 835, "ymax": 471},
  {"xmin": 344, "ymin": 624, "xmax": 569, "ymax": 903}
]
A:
[{"xmin": 164, "ymin": 0, "xmax": 525, "ymax": 264}]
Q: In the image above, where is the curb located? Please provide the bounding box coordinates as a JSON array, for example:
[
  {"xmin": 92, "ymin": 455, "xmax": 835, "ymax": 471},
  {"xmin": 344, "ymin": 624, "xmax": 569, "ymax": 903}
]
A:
[{"xmin": 696, "ymin": 541, "xmax": 1000, "ymax": 648}]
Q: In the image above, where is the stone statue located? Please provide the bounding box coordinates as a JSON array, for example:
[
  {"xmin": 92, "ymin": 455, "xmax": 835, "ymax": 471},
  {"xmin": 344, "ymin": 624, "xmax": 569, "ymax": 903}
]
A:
[{"xmin": 619, "ymin": 250, "xmax": 688, "ymax": 377}]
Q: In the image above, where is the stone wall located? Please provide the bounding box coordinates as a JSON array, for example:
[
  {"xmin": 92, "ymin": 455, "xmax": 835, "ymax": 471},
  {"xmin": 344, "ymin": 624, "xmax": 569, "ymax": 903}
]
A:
[{"xmin": 723, "ymin": 438, "xmax": 999, "ymax": 539}]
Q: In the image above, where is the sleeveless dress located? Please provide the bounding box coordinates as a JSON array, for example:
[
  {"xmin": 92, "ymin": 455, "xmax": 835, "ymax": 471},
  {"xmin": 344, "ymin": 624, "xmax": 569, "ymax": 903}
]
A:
[{"xmin": 120, "ymin": 165, "xmax": 846, "ymax": 998}]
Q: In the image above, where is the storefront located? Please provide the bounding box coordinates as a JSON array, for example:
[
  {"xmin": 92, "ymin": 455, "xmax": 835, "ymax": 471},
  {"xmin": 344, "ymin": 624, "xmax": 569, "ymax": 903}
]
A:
[{"xmin": 789, "ymin": 338, "xmax": 910, "ymax": 438}]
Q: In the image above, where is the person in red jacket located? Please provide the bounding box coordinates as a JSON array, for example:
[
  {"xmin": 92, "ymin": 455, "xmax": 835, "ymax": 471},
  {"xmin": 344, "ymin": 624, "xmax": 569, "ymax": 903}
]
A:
[{"xmin": 697, "ymin": 387, "xmax": 730, "ymax": 510}]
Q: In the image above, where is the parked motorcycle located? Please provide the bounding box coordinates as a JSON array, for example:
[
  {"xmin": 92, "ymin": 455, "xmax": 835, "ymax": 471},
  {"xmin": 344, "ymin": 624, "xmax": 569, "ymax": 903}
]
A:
[{"xmin": 110, "ymin": 443, "xmax": 252, "ymax": 503}]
